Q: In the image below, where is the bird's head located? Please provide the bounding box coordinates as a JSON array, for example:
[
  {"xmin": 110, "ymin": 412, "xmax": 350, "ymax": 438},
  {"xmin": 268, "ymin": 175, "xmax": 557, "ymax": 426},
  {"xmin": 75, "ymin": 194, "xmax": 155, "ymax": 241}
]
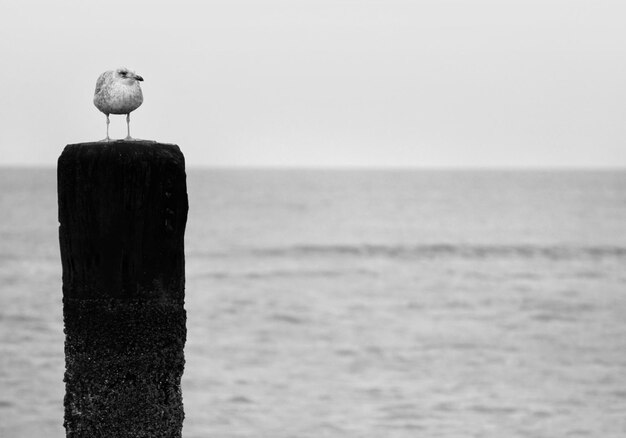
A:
[{"xmin": 116, "ymin": 67, "xmax": 144, "ymax": 82}]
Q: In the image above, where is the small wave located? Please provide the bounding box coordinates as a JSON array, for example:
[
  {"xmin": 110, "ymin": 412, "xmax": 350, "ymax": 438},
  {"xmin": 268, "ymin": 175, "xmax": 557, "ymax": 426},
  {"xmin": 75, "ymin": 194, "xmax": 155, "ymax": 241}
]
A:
[
  {"xmin": 192, "ymin": 268, "xmax": 372, "ymax": 280},
  {"xmin": 531, "ymin": 312, "xmax": 578, "ymax": 323},
  {"xmin": 248, "ymin": 244, "xmax": 626, "ymax": 261},
  {"xmin": 611, "ymin": 390, "xmax": 626, "ymax": 400},
  {"xmin": 469, "ymin": 404, "xmax": 519, "ymax": 415},
  {"xmin": 268, "ymin": 313, "xmax": 306, "ymax": 325},
  {"xmin": 228, "ymin": 395, "xmax": 253, "ymax": 404}
]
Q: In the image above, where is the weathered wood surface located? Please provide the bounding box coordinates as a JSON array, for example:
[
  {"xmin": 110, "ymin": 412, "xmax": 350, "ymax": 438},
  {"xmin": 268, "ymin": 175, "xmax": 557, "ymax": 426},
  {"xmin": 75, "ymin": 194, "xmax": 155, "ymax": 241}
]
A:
[{"xmin": 58, "ymin": 140, "xmax": 188, "ymax": 438}]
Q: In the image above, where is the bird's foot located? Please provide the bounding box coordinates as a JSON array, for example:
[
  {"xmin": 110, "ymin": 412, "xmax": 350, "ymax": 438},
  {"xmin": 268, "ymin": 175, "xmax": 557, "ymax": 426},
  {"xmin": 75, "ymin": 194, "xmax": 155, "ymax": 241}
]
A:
[{"xmin": 98, "ymin": 137, "xmax": 111, "ymax": 142}]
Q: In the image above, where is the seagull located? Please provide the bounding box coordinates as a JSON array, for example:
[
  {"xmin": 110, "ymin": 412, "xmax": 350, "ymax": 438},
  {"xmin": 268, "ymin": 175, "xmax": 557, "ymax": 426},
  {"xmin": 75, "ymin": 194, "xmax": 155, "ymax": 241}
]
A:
[{"xmin": 93, "ymin": 67, "xmax": 144, "ymax": 141}]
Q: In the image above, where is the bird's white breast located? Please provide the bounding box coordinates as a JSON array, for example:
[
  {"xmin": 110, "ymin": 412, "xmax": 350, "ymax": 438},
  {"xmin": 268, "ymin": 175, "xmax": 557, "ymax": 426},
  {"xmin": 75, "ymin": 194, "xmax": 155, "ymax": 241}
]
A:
[{"xmin": 94, "ymin": 78, "xmax": 143, "ymax": 115}]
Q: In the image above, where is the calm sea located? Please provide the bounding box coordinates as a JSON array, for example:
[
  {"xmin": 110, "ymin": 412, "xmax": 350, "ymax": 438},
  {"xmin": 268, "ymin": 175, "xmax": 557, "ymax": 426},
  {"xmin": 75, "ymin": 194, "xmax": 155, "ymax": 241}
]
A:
[{"xmin": 1, "ymin": 168, "xmax": 626, "ymax": 437}]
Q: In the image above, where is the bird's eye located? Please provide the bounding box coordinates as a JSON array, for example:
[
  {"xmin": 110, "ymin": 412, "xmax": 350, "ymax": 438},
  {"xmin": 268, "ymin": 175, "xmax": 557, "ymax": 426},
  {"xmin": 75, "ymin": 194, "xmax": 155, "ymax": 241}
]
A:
[{"xmin": 120, "ymin": 71, "xmax": 128, "ymax": 75}]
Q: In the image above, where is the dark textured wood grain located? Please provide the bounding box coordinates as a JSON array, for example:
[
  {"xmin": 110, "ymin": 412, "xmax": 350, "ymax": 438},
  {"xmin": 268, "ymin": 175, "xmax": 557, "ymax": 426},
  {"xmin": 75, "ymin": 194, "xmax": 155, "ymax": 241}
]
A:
[{"xmin": 58, "ymin": 140, "xmax": 188, "ymax": 438}]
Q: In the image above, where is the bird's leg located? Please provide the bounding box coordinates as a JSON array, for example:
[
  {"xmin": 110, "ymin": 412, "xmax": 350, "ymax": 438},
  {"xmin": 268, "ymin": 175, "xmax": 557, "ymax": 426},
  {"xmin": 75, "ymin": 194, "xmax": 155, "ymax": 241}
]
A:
[
  {"xmin": 99, "ymin": 114, "xmax": 111, "ymax": 142},
  {"xmin": 125, "ymin": 113, "xmax": 132, "ymax": 140}
]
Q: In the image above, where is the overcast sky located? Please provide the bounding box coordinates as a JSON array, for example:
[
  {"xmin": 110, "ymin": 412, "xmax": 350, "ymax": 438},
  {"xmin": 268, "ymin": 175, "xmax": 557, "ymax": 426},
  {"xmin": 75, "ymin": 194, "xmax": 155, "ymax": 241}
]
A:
[{"xmin": 1, "ymin": 0, "xmax": 625, "ymax": 167}]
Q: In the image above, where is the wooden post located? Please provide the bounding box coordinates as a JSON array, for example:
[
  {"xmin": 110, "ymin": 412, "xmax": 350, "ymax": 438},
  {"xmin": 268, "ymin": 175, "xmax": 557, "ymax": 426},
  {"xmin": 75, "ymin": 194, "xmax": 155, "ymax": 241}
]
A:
[{"xmin": 58, "ymin": 140, "xmax": 188, "ymax": 438}]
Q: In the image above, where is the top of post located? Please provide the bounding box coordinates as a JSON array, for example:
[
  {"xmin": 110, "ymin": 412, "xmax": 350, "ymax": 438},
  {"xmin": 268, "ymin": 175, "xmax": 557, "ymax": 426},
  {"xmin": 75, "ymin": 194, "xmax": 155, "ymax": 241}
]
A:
[{"xmin": 60, "ymin": 140, "xmax": 185, "ymax": 168}]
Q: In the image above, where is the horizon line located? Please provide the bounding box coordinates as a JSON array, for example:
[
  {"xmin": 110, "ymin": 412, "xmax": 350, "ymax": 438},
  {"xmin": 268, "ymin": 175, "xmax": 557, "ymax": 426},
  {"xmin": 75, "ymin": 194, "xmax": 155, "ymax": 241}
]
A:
[{"xmin": 2, "ymin": 163, "xmax": 626, "ymax": 171}]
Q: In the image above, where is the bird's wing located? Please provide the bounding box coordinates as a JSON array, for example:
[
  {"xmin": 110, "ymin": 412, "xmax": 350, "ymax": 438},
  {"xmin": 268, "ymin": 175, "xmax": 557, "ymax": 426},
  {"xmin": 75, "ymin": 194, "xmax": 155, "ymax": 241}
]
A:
[{"xmin": 94, "ymin": 72, "xmax": 110, "ymax": 96}]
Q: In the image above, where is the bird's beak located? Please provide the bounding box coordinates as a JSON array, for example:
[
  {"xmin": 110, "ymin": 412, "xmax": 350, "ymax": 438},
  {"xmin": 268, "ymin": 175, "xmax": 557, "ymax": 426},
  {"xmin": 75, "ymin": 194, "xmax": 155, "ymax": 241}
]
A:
[{"xmin": 135, "ymin": 75, "xmax": 144, "ymax": 81}]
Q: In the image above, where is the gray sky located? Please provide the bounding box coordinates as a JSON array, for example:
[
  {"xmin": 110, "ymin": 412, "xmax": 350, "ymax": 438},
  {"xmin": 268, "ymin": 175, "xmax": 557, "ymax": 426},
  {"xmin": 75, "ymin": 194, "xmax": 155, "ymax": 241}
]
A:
[{"xmin": 1, "ymin": 0, "xmax": 625, "ymax": 167}]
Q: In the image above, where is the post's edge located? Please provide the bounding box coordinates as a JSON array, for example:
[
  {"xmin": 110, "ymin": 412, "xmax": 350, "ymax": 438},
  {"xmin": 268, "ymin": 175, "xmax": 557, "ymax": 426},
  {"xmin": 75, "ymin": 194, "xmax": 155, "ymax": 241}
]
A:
[{"xmin": 66, "ymin": 140, "xmax": 178, "ymax": 147}]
